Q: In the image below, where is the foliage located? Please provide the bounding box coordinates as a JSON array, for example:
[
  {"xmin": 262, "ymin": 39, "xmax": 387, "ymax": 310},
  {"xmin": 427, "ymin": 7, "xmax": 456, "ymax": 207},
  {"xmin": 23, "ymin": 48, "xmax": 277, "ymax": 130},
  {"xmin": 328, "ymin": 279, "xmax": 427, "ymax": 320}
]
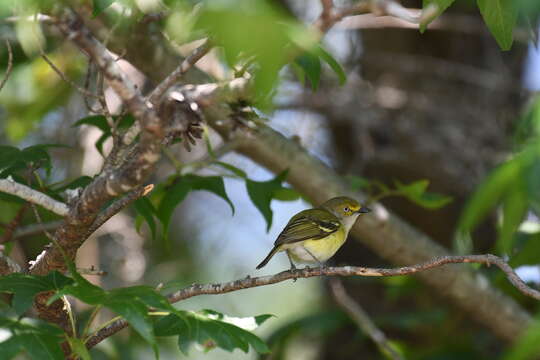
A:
[
  {"xmin": 458, "ymin": 96, "xmax": 540, "ymax": 254},
  {"xmin": 0, "ymin": 0, "xmax": 538, "ymax": 359}
]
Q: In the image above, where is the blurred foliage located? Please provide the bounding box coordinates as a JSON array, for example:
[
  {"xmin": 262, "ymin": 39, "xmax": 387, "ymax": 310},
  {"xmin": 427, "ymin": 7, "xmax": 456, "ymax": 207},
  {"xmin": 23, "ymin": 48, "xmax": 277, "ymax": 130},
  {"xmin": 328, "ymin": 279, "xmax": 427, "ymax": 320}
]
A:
[
  {"xmin": 348, "ymin": 175, "xmax": 453, "ymax": 210},
  {"xmin": 458, "ymin": 96, "xmax": 540, "ymax": 254},
  {"xmin": 0, "ymin": 0, "xmax": 539, "ymax": 359}
]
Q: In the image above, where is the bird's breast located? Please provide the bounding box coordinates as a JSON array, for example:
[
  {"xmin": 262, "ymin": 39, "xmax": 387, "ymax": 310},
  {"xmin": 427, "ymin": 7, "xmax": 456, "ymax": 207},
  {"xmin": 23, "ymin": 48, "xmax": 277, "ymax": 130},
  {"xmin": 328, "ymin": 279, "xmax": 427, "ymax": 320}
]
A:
[{"xmin": 285, "ymin": 228, "xmax": 347, "ymax": 263}]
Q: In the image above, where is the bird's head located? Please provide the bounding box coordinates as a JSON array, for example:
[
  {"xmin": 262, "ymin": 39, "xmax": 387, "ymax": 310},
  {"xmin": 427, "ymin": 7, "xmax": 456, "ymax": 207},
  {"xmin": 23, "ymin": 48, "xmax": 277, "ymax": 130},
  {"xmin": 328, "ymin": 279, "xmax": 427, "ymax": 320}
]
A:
[{"xmin": 321, "ymin": 196, "xmax": 371, "ymax": 220}]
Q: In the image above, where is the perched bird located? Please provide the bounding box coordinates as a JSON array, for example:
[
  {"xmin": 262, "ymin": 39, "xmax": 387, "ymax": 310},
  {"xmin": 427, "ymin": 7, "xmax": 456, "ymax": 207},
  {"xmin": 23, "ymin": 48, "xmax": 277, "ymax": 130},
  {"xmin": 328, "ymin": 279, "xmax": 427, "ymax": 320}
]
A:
[{"xmin": 256, "ymin": 196, "xmax": 371, "ymax": 270}]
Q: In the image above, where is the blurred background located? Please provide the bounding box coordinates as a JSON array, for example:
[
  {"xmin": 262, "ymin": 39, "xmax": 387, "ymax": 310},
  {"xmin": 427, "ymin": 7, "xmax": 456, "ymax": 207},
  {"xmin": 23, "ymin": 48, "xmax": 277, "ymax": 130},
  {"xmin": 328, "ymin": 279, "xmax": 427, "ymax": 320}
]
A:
[{"xmin": 1, "ymin": 0, "xmax": 540, "ymax": 359}]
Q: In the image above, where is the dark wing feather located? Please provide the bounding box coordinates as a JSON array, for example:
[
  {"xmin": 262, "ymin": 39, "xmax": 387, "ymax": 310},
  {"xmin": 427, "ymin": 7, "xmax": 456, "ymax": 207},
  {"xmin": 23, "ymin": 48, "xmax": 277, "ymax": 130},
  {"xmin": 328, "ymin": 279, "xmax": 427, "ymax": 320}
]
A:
[{"xmin": 274, "ymin": 209, "xmax": 340, "ymax": 246}]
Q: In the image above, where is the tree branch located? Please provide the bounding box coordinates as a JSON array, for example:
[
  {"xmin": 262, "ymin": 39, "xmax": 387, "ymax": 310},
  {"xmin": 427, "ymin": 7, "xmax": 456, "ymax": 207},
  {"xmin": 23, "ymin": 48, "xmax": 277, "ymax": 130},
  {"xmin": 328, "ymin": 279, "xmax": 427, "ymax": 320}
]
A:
[
  {"xmin": 0, "ymin": 251, "xmax": 21, "ymax": 275},
  {"xmin": 167, "ymin": 79, "xmax": 533, "ymax": 342},
  {"xmin": 148, "ymin": 40, "xmax": 212, "ymax": 104},
  {"xmin": 0, "ymin": 39, "xmax": 13, "ymax": 94},
  {"xmin": 85, "ymin": 184, "xmax": 153, "ymax": 238},
  {"xmin": 330, "ymin": 279, "xmax": 403, "ymax": 360},
  {"xmin": 0, "ymin": 178, "xmax": 69, "ymax": 216},
  {"xmin": 85, "ymin": 254, "xmax": 538, "ymax": 348}
]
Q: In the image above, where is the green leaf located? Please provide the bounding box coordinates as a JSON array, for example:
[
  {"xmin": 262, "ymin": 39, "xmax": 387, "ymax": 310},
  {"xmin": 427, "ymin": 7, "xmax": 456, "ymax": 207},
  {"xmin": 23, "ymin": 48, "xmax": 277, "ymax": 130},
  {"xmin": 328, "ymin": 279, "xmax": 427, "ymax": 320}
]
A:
[
  {"xmin": 316, "ymin": 45, "xmax": 346, "ymax": 85},
  {"xmin": 195, "ymin": 0, "xmax": 306, "ymax": 102},
  {"xmin": 294, "ymin": 52, "xmax": 321, "ymax": 91},
  {"xmin": 0, "ymin": 317, "xmax": 64, "ymax": 360},
  {"xmin": 509, "ymin": 232, "xmax": 540, "ymax": 267},
  {"xmin": 394, "ymin": 180, "xmax": 452, "ymax": 209},
  {"xmin": 346, "ymin": 175, "xmax": 371, "ymax": 191},
  {"xmin": 156, "ymin": 175, "xmax": 235, "ymax": 241},
  {"xmin": 134, "ymin": 197, "xmax": 158, "ymax": 241},
  {"xmin": 0, "ymin": 146, "xmax": 21, "ymax": 172},
  {"xmin": 154, "ymin": 310, "xmax": 271, "ymax": 355},
  {"xmin": 73, "ymin": 115, "xmax": 111, "ymax": 155},
  {"xmin": 156, "ymin": 178, "xmax": 191, "ymax": 240},
  {"xmin": 503, "ymin": 315, "xmax": 540, "ymax": 360},
  {"xmin": 272, "ymin": 187, "xmax": 301, "ymax": 201},
  {"xmin": 107, "ymin": 286, "xmax": 175, "ymax": 312},
  {"xmin": 246, "ymin": 171, "xmax": 288, "ymax": 231},
  {"xmin": 21, "ymin": 333, "xmax": 64, "ymax": 360},
  {"xmin": 458, "ymin": 159, "xmax": 521, "ymax": 233},
  {"xmin": 290, "ymin": 61, "xmax": 305, "ymax": 86},
  {"xmin": 477, "ymin": 0, "xmax": 518, "ymax": 50},
  {"xmin": 67, "ymin": 338, "xmax": 91, "ymax": 360},
  {"xmin": 420, "ymin": 0, "xmax": 456, "ymax": 32},
  {"xmin": 106, "ymin": 300, "xmax": 156, "ymax": 347},
  {"xmin": 412, "ymin": 192, "xmax": 453, "ymax": 209},
  {"xmin": 0, "ymin": 336, "xmax": 22, "ymax": 360},
  {"xmin": 498, "ymin": 187, "xmax": 528, "ymax": 253},
  {"xmin": 186, "ymin": 175, "xmax": 235, "ymax": 214},
  {"xmin": 53, "ymin": 176, "xmax": 93, "ymax": 192},
  {"xmin": 213, "ymin": 161, "xmax": 247, "ymax": 178},
  {"xmin": 92, "ymin": 0, "xmax": 116, "ymax": 16},
  {"xmin": 0, "ymin": 272, "xmax": 73, "ymax": 315}
]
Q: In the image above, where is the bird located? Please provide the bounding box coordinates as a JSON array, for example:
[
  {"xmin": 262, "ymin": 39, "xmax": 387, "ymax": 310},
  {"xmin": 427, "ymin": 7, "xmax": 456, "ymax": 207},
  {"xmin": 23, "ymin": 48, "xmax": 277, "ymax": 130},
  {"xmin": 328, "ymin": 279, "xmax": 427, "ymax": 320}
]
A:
[{"xmin": 256, "ymin": 196, "xmax": 371, "ymax": 270}]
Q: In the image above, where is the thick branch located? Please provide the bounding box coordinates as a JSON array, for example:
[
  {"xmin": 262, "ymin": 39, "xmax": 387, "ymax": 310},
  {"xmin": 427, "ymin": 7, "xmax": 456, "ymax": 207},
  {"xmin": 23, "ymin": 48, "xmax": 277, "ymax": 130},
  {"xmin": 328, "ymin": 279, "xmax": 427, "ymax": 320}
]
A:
[
  {"xmin": 85, "ymin": 254, "xmax": 538, "ymax": 348},
  {"xmin": 0, "ymin": 178, "xmax": 69, "ymax": 216},
  {"xmin": 29, "ymin": 10, "xmax": 165, "ymax": 277}
]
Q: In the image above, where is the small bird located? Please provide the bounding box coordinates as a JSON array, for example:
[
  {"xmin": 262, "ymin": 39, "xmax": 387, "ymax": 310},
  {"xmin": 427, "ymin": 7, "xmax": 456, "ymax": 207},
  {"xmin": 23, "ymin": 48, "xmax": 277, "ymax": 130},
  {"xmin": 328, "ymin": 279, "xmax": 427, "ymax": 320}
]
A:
[{"xmin": 256, "ymin": 196, "xmax": 371, "ymax": 270}]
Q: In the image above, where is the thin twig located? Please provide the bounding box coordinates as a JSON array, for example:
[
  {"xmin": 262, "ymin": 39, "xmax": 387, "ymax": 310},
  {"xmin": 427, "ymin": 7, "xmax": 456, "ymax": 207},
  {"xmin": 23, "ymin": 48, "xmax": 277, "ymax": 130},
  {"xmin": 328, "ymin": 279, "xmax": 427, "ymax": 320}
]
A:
[
  {"xmin": 13, "ymin": 221, "xmax": 63, "ymax": 239},
  {"xmin": 39, "ymin": 52, "xmax": 103, "ymax": 100},
  {"xmin": 147, "ymin": 40, "xmax": 212, "ymax": 104},
  {"xmin": 0, "ymin": 39, "xmax": 13, "ymax": 94},
  {"xmin": 85, "ymin": 184, "xmax": 153, "ymax": 238},
  {"xmin": 330, "ymin": 279, "xmax": 403, "ymax": 360},
  {"xmin": 0, "ymin": 177, "xmax": 69, "ymax": 217},
  {"xmin": 85, "ymin": 254, "xmax": 539, "ymax": 348}
]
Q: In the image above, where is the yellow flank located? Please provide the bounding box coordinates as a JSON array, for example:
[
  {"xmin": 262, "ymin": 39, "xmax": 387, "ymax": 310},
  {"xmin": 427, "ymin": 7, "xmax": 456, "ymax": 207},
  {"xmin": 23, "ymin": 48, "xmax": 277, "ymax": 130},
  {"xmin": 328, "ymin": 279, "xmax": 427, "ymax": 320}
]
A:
[{"xmin": 284, "ymin": 226, "xmax": 347, "ymax": 264}]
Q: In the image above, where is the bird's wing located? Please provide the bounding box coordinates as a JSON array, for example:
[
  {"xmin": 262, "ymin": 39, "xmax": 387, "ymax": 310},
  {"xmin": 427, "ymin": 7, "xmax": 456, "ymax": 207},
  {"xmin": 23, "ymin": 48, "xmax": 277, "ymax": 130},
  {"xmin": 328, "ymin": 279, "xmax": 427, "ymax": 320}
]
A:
[{"xmin": 274, "ymin": 209, "xmax": 341, "ymax": 246}]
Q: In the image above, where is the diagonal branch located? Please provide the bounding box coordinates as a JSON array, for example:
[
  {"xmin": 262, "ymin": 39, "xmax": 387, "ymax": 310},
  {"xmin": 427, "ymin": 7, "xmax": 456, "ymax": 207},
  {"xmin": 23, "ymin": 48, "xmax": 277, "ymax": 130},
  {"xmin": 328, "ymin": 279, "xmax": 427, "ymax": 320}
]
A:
[
  {"xmin": 0, "ymin": 178, "xmax": 69, "ymax": 216},
  {"xmin": 85, "ymin": 254, "xmax": 539, "ymax": 348},
  {"xmin": 330, "ymin": 279, "xmax": 403, "ymax": 360},
  {"xmin": 0, "ymin": 39, "xmax": 13, "ymax": 94},
  {"xmin": 148, "ymin": 40, "xmax": 212, "ymax": 104}
]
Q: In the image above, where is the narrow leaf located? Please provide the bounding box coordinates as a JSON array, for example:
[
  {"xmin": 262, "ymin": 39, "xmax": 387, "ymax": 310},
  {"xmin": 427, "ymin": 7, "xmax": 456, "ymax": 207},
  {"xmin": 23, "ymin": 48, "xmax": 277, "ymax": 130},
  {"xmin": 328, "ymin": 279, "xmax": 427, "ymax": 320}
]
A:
[{"xmin": 316, "ymin": 45, "xmax": 346, "ymax": 85}]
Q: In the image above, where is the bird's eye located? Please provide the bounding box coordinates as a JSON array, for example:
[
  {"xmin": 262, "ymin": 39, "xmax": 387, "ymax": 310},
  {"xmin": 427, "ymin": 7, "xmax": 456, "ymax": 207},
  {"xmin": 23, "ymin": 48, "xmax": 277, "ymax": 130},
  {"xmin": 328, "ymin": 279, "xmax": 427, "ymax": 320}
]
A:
[{"xmin": 343, "ymin": 207, "xmax": 350, "ymax": 213}]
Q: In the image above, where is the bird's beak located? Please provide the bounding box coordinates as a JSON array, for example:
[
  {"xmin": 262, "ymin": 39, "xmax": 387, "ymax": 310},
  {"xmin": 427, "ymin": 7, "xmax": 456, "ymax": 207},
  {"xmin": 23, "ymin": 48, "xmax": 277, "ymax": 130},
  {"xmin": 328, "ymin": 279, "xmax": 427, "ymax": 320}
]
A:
[{"xmin": 357, "ymin": 207, "xmax": 371, "ymax": 214}]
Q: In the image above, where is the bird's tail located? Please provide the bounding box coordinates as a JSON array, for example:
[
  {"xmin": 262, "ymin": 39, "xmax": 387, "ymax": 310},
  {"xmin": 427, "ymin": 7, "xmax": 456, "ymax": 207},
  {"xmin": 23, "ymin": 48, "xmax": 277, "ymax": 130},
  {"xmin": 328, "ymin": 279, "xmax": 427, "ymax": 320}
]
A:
[{"xmin": 256, "ymin": 246, "xmax": 280, "ymax": 269}]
